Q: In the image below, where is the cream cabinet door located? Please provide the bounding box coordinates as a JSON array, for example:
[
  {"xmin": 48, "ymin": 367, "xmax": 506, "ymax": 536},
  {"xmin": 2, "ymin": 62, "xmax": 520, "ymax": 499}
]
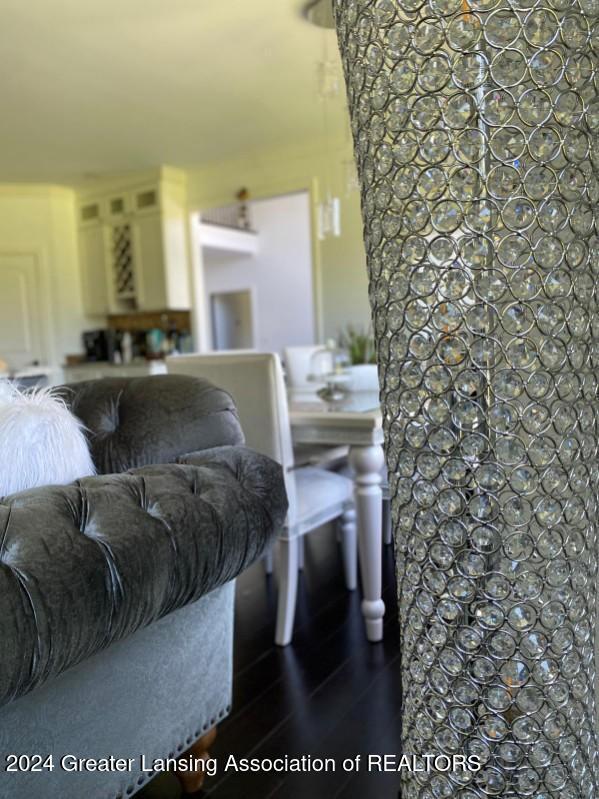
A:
[
  {"xmin": 0, "ymin": 253, "xmax": 45, "ymax": 370},
  {"xmin": 79, "ymin": 223, "xmax": 109, "ymax": 316},
  {"xmin": 132, "ymin": 212, "xmax": 167, "ymax": 311}
]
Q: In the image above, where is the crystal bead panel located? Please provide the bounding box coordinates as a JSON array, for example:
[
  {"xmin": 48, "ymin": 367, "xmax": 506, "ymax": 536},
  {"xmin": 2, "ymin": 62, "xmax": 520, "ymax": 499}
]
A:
[{"xmin": 334, "ymin": 1, "xmax": 599, "ymax": 796}]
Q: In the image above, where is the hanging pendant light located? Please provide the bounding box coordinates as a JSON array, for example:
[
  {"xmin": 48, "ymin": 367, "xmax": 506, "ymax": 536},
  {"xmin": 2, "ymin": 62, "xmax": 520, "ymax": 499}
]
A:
[{"xmin": 305, "ymin": 0, "xmax": 343, "ymax": 240}]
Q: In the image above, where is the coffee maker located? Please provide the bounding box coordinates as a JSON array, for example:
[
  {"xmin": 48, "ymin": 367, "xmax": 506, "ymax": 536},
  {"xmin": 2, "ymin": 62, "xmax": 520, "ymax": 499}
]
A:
[{"xmin": 82, "ymin": 330, "xmax": 118, "ymax": 362}]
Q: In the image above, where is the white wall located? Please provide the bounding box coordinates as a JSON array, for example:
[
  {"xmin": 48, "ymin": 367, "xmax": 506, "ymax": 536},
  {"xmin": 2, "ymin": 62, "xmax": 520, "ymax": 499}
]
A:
[
  {"xmin": 0, "ymin": 185, "xmax": 100, "ymax": 371},
  {"xmin": 186, "ymin": 141, "xmax": 371, "ymax": 344},
  {"xmin": 202, "ymin": 191, "xmax": 315, "ymax": 354}
]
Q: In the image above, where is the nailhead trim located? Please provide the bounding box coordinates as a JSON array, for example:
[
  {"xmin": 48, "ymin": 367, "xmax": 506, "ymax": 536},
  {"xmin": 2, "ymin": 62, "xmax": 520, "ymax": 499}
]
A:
[{"xmin": 112, "ymin": 707, "xmax": 230, "ymax": 798}]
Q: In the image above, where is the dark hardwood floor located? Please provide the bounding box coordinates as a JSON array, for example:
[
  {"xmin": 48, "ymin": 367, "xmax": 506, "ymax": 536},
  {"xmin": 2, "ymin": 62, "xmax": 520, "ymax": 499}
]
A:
[{"xmin": 139, "ymin": 526, "xmax": 401, "ymax": 799}]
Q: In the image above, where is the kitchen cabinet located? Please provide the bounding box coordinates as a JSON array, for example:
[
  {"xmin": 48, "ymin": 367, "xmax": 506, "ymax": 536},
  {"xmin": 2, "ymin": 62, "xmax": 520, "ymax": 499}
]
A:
[
  {"xmin": 76, "ymin": 169, "xmax": 191, "ymax": 315},
  {"xmin": 78, "ymin": 222, "xmax": 110, "ymax": 316}
]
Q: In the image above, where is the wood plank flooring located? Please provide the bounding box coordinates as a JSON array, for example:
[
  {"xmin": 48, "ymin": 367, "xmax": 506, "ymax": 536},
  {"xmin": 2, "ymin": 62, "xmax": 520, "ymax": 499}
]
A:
[{"xmin": 139, "ymin": 525, "xmax": 401, "ymax": 799}]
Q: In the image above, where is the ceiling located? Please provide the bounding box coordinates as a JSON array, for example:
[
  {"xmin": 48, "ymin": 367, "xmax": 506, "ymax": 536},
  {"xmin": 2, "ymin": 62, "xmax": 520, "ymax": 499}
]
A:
[{"xmin": 0, "ymin": 0, "xmax": 349, "ymax": 182}]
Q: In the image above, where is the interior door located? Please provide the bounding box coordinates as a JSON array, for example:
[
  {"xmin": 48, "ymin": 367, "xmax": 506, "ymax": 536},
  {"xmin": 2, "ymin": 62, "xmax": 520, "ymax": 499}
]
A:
[
  {"xmin": 0, "ymin": 253, "xmax": 44, "ymax": 370},
  {"xmin": 210, "ymin": 290, "xmax": 254, "ymax": 350}
]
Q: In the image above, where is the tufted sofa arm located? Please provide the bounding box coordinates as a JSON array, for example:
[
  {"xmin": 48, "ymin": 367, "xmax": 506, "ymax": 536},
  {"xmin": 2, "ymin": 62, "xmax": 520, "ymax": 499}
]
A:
[{"xmin": 0, "ymin": 446, "xmax": 287, "ymax": 708}]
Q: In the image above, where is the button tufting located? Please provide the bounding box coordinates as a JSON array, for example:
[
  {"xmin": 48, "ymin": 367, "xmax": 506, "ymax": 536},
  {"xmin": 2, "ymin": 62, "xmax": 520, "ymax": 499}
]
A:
[
  {"xmin": 0, "ymin": 421, "xmax": 287, "ymax": 715},
  {"xmin": 147, "ymin": 503, "xmax": 164, "ymax": 521},
  {"xmin": 99, "ymin": 412, "xmax": 118, "ymax": 435},
  {"xmin": 97, "ymin": 393, "xmax": 122, "ymax": 436}
]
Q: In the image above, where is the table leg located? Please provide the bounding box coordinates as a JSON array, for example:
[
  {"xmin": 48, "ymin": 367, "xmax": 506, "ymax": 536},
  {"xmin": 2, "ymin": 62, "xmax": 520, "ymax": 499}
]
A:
[{"xmin": 349, "ymin": 444, "xmax": 386, "ymax": 642}]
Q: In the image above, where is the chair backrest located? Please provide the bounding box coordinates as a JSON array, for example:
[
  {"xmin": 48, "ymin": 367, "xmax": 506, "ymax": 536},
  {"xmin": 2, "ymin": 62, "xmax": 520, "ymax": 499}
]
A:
[
  {"xmin": 166, "ymin": 352, "xmax": 293, "ymax": 466},
  {"xmin": 166, "ymin": 352, "xmax": 296, "ymax": 519},
  {"xmin": 284, "ymin": 345, "xmax": 331, "ymax": 389}
]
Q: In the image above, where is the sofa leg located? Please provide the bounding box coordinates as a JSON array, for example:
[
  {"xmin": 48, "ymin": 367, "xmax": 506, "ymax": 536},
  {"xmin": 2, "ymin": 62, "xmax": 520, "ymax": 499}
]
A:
[{"xmin": 176, "ymin": 726, "xmax": 217, "ymax": 794}]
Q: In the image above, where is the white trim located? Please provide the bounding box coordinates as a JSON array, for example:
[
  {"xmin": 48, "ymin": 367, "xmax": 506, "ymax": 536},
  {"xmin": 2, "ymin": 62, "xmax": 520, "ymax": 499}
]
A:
[
  {"xmin": 187, "ymin": 211, "xmax": 209, "ymax": 352},
  {"xmin": 198, "ymin": 222, "xmax": 259, "ymax": 255}
]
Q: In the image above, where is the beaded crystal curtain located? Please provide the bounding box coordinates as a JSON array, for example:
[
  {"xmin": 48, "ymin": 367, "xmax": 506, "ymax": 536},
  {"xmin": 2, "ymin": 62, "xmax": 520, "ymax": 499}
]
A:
[{"xmin": 334, "ymin": 1, "xmax": 599, "ymax": 797}]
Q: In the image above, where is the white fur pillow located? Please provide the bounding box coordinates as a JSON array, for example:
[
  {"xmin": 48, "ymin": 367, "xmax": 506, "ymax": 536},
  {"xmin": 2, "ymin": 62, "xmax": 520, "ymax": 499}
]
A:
[{"xmin": 0, "ymin": 383, "xmax": 96, "ymax": 497}]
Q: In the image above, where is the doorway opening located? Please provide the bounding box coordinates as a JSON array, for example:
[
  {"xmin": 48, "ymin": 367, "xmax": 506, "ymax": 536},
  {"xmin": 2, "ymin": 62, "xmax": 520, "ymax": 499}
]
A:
[
  {"xmin": 192, "ymin": 190, "xmax": 316, "ymax": 353},
  {"xmin": 210, "ymin": 290, "xmax": 254, "ymax": 351}
]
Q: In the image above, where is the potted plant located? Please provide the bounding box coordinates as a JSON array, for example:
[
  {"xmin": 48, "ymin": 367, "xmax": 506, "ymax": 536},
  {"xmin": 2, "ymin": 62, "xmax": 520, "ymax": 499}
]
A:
[{"xmin": 338, "ymin": 325, "xmax": 379, "ymax": 392}]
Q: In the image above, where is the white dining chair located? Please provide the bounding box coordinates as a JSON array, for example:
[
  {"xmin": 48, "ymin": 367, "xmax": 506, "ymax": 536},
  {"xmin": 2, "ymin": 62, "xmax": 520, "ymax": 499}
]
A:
[
  {"xmin": 285, "ymin": 351, "xmax": 391, "ymax": 547},
  {"xmin": 283, "ymin": 345, "xmax": 331, "ymax": 389},
  {"xmin": 166, "ymin": 352, "xmax": 357, "ymax": 646},
  {"xmin": 336, "ymin": 363, "xmax": 392, "ymax": 546}
]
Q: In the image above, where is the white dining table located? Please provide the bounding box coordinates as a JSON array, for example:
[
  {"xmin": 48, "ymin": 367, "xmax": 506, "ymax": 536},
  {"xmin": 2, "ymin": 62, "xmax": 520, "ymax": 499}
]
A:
[{"xmin": 288, "ymin": 389, "xmax": 386, "ymax": 642}]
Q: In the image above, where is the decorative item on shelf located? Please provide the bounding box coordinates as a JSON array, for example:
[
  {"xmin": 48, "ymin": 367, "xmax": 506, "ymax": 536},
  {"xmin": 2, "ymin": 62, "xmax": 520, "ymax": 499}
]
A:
[
  {"xmin": 120, "ymin": 331, "xmax": 133, "ymax": 365},
  {"xmin": 335, "ymin": 0, "xmax": 598, "ymax": 797},
  {"xmin": 178, "ymin": 332, "xmax": 194, "ymax": 354},
  {"xmin": 308, "ymin": 339, "xmax": 351, "ymax": 402},
  {"xmin": 146, "ymin": 329, "xmax": 165, "ymax": 361},
  {"xmin": 236, "ymin": 188, "xmax": 251, "ymax": 231}
]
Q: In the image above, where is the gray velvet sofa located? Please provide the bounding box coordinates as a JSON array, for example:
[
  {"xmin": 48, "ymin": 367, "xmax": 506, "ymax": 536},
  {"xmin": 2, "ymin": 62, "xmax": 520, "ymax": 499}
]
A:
[{"xmin": 0, "ymin": 375, "xmax": 287, "ymax": 799}]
